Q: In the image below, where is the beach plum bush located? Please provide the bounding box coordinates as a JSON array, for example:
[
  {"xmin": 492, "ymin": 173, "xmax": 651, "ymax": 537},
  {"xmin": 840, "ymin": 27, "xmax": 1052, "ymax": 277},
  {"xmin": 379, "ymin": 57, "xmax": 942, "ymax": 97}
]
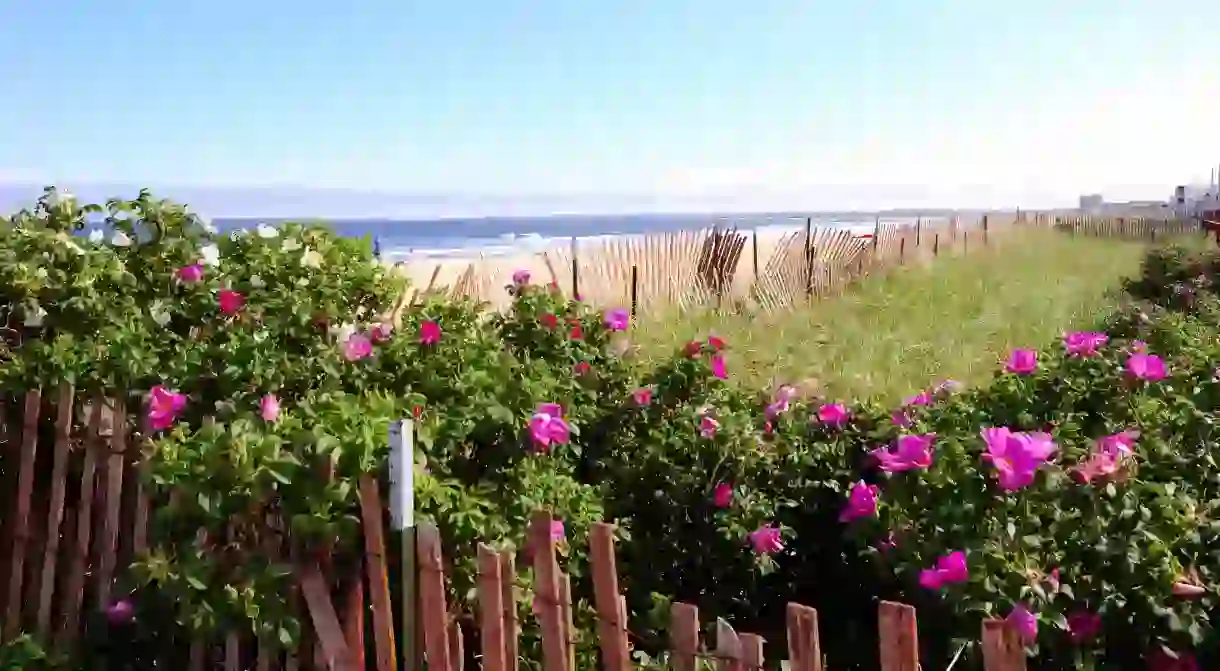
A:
[{"xmin": 4, "ymin": 188, "xmax": 1220, "ymax": 669}]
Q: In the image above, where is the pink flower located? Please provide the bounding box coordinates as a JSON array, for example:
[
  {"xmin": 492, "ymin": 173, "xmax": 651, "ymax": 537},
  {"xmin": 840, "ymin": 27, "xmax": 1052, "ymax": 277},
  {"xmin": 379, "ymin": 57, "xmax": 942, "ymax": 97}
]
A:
[
  {"xmin": 370, "ymin": 322, "xmax": 394, "ymax": 343},
  {"xmin": 891, "ymin": 410, "xmax": 912, "ymax": 428},
  {"xmin": 713, "ymin": 483, "xmax": 733, "ymax": 508},
  {"xmin": 1064, "ymin": 331, "xmax": 1109, "ymax": 357},
  {"xmin": 1146, "ymin": 646, "xmax": 1199, "ymax": 671},
  {"xmin": 871, "ymin": 434, "xmax": 936, "ymax": 473},
  {"xmin": 1127, "ymin": 353, "xmax": 1167, "ymax": 381},
  {"xmin": 1004, "ymin": 348, "xmax": 1038, "ymax": 375},
  {"xmin": 1006, "ymin": 604, "xmax": 1037, "ymax": 644},
  {"xmin": 529, "ymin": 403, "xmax": 570, "ymax": 452},
  {"xmin": 1171, "ymin": 581, "xmax": 1206, "ymax": 598},
  {"xmin": 570, "ymin": 324, "xmax": 583, "ymax": 340},
  {"xmin": 817, "ymin": 403, "xmax": 850, "ymax": 427},
  {"xmin": 604, "ymin": 308, "xmax": 630, "ymax": 331},
  {"xmin": 700, "ymin": 415, "xmax": 720, "ymax": 439},
  {"xmin": 147, "ymin": 385, "xmax": 186, "ymax": 431},
  {"xmin": 540, "ymin": 314, "xmax": 558, "ymax": 329},
  {"xmin": 1131, "ymin": 340, "xmax": 1148, "ymax": 353},
  {"xmin": 711, "ymin": 355, "xmax": 727, "ymax": 379},
  {"xmin": 104, "ymin": 599, "xmax": 135, "ymax": 625},
  {"xmin": 344, "ymin": 333, "xmax": 373, "ymax": 361},
  {"xmin": 765, "ymin": 386, "xmax": 796, "ymax": 420},
  {"xmin": 176, "ymin": 264, "xmax": 204, "ymax": 283},
  {"xmin": 876, "ymin": 530, "xmax": 897, "ymax": 551},
  {"xmin": 1097, "ymin": 430, "xmax": 1139, "ymax": 458},
  {"xmin": 512, "ymin": 269, "xmax": 531, "ymax": 285},
  {"xmin": 218, "ymin": 289, "xmax": 246, "ymax": 315},
  {"xmin": 549, "ymin": 520, "xmax": 565, "ymax": 542},
  {"xmin": 980, "ymin": 427, "xmax": 1057, "ymax": 491},
  {"xmin": 260, "ymin": 394, "xmax": 280, "ymax": 422},
  {"xmin": 632, "ymin": 387, "xmax": 653, "ymax": 406},
  {"xmin": 839, "ymin": 481, "xmax": 880, "ymax": 523},
  {"xmin": 903, "ymin": 391, "xmax": 933, "ymax": 407},
  {"xmin": 707, "ymin": 336, "xmax": 726, "ymax": 351},
  {"xmin": 419, "ymin": 320, "xmax": 441, "ymax": 345},
  {"xmin": 918, "ymin": 551, "xmax": 969, "ymax": 590},
  {"xmin": 1066, "ymin": 610, "xmax": 1102, "ymax": 643},
  {"xmin": 574, "ymin": 361, "xmax": 591, "ymax": 376},
  {"xmin": 748, "ymin": 525, "xmax": 783, "ymax": 554},
  {"xmin": 682, "ymin": 340, "xmax": 702, "ymax": 358}
]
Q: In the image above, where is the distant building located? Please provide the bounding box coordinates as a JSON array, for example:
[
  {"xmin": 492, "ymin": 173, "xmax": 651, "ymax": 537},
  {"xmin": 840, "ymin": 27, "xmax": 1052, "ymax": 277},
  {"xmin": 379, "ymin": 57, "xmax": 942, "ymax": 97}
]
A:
[{"xmin": 1079, "ymin": 194, "xmax": 1104, "ymax": 213}]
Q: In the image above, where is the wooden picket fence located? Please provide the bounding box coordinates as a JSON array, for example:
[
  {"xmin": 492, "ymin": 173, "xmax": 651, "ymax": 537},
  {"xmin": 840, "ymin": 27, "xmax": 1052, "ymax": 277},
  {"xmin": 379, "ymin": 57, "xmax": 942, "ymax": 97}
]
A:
[
  {"xmin": 416, "ymin": 510, "xmax": 1030, "ymax": 671},
  {"xmin": 1054, "ymin": 214, "xmax": 1200, "ymax": 241},
  {"xmin": 0, "ymin": 386, "xmax": 1031, "ymax": 670}
]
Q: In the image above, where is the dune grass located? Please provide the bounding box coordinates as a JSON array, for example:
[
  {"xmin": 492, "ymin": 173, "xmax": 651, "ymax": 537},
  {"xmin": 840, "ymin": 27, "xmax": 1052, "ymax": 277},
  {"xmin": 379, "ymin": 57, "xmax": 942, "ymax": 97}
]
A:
[{"xmin": 632, "ymin": 229, "xmax": 1154, "ymax": 403}]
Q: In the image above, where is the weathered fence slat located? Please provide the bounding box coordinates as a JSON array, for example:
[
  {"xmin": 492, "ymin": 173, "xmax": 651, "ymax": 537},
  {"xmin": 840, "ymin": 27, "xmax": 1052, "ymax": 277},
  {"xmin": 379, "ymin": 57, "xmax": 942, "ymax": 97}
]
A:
[
  {"xmin": 417, "ymin": 522, "xmax": 455, "ymax": 671},
  {"xmin": 879, "ymin": 601, "xmax": 919, "ymax": 671},
  {"xmin": 981, "ymin": 618, "xmax": 1027, "ymax": 671},
  {"xmin": 786, "ymin": 603, "xmax": 822, "ymax": 671},
  {"xmin": 589, "ymin": 523, "xmax": 630, "ymax": 671},
  {"xmin": 95, "ymin": 398, "xmax": 126, "ymax": 611},
  {"xmin": 358, "ymin": 474, "xmax": 397, "ymax": 671},
  {"xmin": 669, "ymin": 602, "xmax": 700, "ymax": 671},
  {"xmin": 57, "ymin": 397, "xmax": 101, "ymax": 647},
  {"xmin": 4, "ymin": 389, "xmax": 42, "ymax": 639},
  {"xmin": 35, "ymin": 385, "xmax": 74, "ymax": 637},
  {"xmin": 477, "ymin": 545, "xmax": 506, "ymax": 671},
  {"xmin": 528, "ymin": 511, "xmax": 568, "ymax": 671}
]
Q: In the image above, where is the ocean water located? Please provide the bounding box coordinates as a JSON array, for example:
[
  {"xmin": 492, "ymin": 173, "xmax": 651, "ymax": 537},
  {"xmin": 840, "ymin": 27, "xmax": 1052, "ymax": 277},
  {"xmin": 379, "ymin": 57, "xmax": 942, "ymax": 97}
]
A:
[{"xmin": 211, "ymin": 212, "xmax": 927, "ymax": 261}]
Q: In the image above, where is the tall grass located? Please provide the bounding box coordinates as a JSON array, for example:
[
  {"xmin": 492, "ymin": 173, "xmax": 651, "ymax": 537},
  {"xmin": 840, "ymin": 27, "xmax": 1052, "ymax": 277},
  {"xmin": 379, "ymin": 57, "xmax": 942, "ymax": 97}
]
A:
[{"xmin": 633, "ymin": 229, "xmax": 1152, "ymax": 402}]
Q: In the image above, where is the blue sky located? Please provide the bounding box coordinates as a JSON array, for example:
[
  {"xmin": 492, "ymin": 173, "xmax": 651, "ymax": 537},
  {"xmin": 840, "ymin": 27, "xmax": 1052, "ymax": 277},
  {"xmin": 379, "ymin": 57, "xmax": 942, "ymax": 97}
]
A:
[{"xmin": 2, "ymin": 0, "xmax": 1219, "ymax": 215}]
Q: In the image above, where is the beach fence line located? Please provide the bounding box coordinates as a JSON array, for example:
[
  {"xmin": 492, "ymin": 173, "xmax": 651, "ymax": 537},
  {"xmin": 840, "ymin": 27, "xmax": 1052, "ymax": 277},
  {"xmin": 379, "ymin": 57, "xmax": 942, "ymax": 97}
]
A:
[
  {"xmin": 1053, "ymin": 214, "xmax": 1201, "ymax": 242},
  {"xmin": 398, "ymin": 213, "xmax": 1196, "ymax": 316},
  {"xmin": 0, "ymin": 392, "xmax": 1037, "ymax": 670}
]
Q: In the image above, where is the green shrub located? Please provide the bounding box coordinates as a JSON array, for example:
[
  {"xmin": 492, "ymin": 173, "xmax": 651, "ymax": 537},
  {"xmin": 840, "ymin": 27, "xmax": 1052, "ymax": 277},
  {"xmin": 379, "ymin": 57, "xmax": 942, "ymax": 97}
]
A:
[{"xmin": 6, "ymin": 189, "xmax": 1220, "ymax": 670}]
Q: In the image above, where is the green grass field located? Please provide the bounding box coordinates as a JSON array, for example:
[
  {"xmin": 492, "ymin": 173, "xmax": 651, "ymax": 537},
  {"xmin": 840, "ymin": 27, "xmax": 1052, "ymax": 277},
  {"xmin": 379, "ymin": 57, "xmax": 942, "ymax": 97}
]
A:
[{"xmin": 633, "ymin": 229, "xmax": 1152, "ymax": 403}]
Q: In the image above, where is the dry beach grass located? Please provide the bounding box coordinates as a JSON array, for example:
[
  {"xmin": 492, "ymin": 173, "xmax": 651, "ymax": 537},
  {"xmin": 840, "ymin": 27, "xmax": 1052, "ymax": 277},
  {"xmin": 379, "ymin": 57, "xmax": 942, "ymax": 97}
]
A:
[{"xmin": 631, "ymin": 228, "xmax": 1152, "ymax": 402}]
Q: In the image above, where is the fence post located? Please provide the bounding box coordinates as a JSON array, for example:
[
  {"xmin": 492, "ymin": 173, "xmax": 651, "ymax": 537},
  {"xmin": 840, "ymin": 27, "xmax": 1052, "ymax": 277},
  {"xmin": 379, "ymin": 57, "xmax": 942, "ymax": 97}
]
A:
[
  {"xmin": 570, "ymin": 237, "xmax": 580, "ymax": 299},
  {"xmin": 878, "ymin": 601, "xmax": 918, "ymax": 671},
  {"xmin": 388, "ymin": 419, "xmax": 417, "ymax": 670},
  {"xmin": 982, "ymin": 215, "xmax": 989, "ymax": 245},
  {"xmin": 416, "ymin": 524, "xmax": 453, "ymax": 671},
  {"xmin": 358, "ymin": 475, "xmax": 397, "ymax": 671},
  {"xmin": 933, "ymin": 233, "xmax": 940, "ymax": 257},
  {"xmin": 630, "ymin": 265, "xmax": 639, "ymax": 318},
  {"xmin": 915, "ymin": 217, "xmax": 922, "ymax": 246},
  {"xmin": 669, "ymin": 603, "xmax": 700, "ymax": 671},
  {"xmin": 786, "ymin": 604, "xmax": 822, "ymax": 671},
  {"xmin": 751, "ymin": 229, "xmax": 759, "ymax": 298},
  {"xmin": 980, "ymin": 619, "xmax": 1027, "ymax": 670},
  {"xmin": 530, "ymin": 512, "xmax": 568, "ymax": 671},
  {"xmin": 804, "ymin": 218, "xmax": 814, "ymax": 300},
  {"xmin": 590, "ymin": 524, "xmax": 630, "ymax": 671}
]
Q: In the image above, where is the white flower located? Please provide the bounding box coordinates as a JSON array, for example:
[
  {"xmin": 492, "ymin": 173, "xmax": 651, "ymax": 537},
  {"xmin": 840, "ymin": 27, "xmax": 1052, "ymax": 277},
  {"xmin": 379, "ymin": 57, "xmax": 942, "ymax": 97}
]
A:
[
  {"xmin": 281, "ymin": 238, "xmax": 302, "ymax": 252},
  {"xmin": 88, "ymin": 229, "xmax": 104, "ymax": 243},
  {"xmin": 23, "ymin": 302, "xmax": 46, "ymax": 327},
  {"xmin": 200, "ymin": 244, "xmax": 220, "ymax": 267},
  {"xmin": 150, "ymin": 301, "xmax": 171, "ymax": 327},
  {"xmin": 330, "ymin": 322, "xmax": 357, "ymax": 344},
  {"xmin": 111, "ymin": 231, "xmax": 133, "ymax": 247},
  {"xmin": 230, "ymin": 229, "xmax": 247, "ymax": 241},
  {"xmin": 256, "ymin": 224, "xmax": 279, "ymax": 239},
  {"xmin": 249, "ymin": 274, "xmax": 266, "ymax": 288},
  {"xmin": 301, "ymin": 248, "xmax": 323, "ymax": 269}
]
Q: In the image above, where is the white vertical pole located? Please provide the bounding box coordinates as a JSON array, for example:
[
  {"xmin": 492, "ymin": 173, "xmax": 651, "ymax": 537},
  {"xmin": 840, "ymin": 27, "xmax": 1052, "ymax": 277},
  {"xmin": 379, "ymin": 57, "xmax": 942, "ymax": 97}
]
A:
[{"xmin": 388, "ymin": 419, "xmax": 416, "ymax": 669}]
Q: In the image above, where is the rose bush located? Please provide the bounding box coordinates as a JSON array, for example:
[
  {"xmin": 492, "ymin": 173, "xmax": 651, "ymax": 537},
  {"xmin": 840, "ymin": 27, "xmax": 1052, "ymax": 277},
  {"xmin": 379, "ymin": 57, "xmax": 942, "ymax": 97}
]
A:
[{"xmin": 5, "ymin": 189, "xmax": 1220, "ymax": 669}]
